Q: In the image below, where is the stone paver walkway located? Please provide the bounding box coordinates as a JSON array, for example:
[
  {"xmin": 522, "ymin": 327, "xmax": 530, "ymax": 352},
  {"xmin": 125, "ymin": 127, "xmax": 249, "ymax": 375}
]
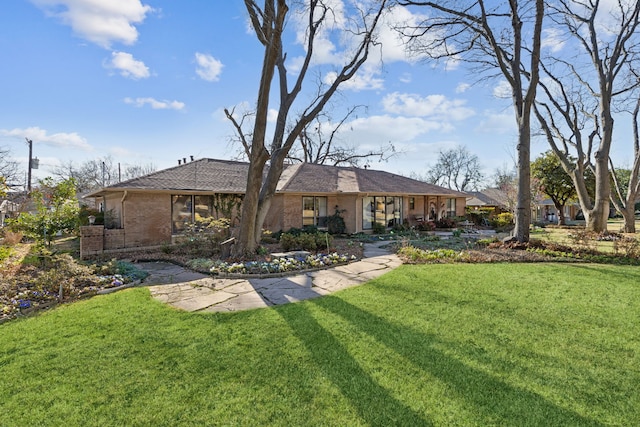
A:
[{"xmin": 139, "ymin": 242, "xmax": 401, "ymax": 312}]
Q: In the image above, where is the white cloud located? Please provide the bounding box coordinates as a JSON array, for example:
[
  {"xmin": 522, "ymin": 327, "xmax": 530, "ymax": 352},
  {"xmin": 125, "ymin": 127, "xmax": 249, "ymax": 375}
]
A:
[
  {"xmin": 31, "ymin": 0, "xmax": 153, "ymax": 48},
  {"xmin": 455, "ymin": 83, "xmax": 471, "ymax": 93},
  {"xmin": 267, "ymin": 109, "xmax": 279, "ymax": 123},
  {"xmin": 195, "ymin": 52, "xmax": 224, "ymax": 82},
  {"xmin": 124, "ymin": 97, "xmax": 185, "ymax": 110},
  {"xmin": 0, "ymin": 126, "xmax": 91, "ymax": 150},
  {"xmin": 475, "ymin": 110, "xmax": 517, "ymax": 135},
  {"xmin": 323, "ymin": 66, "xmax": 384, "ymax": 91},
  {"xmin": 493, "ymin": 80, "xmax": 512, "ymax": 99},
  {"xmin": 107, "ymin": 51, "xmax": 150, "ymax": 79},
  {"xmin": 348, "ymin": 115, "xmax": 448, "ymax": 143},
  {"xmin": 382, "ymin": 92, "xmax": 475, "ymax": 121},
  {"xmin": 541, "ymin": 28, "xmax": 566, "ymax": 53}
]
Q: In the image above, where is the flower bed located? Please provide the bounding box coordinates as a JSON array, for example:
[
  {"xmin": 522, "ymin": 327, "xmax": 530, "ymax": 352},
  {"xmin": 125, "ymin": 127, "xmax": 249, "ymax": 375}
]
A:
[{"xmin": 188, "ymin": 252, "xmax": 356, "ymax": 276}]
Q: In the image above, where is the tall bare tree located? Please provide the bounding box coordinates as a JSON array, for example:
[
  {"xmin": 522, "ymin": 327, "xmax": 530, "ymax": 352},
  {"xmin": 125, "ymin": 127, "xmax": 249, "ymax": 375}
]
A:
[
  {"xmin": 399, "ymin": 0, "xmax": 545, "ymax": 243},
  {"xmin": 51, "ymin": 156, "xmax": 156, "ymax": 193},
  {"xmin": 426, "ymin": 145, "xmax": 484, "ymax": 191},
  {"xmin": 610, "ymin": 96, "xmax": 640, "ymax": 232},
  {"xmin": 287, "ymin": 106, "xmax": 397, "ymax": 166},
  {"xmin": 534, "ymin": 0, "xmax": 640, "ymax": 232},
  {"xmin": 226, "ymin": 0, "xmax": 388, "ymax": 255}
]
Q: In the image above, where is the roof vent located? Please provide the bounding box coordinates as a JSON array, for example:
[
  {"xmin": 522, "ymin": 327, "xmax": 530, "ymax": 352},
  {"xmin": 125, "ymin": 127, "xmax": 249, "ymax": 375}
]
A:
[
  {"xmin": 178, "ymin": 159, "xmax": 182, "ymax": 165},
  {"xmin": 190, "ymin": 155, "xmax": 194, "ymax": 161}
]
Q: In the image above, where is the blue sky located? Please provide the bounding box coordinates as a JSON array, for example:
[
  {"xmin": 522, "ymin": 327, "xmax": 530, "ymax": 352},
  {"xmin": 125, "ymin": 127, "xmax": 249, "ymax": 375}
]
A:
[{"xmin": 0, "ymin": 1, "xmax": 630, "ymax": 188}]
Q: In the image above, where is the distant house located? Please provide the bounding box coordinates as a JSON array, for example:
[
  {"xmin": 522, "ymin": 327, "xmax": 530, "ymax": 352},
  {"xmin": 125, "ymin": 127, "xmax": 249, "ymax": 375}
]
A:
[
  {"xmin": 532, "ymin": 198, "xmax": 580, "ymax": 223},
  {"xmin": 0, "ymin": 199, "xmax": 20, "ymax": 227},
  {"xmin": 83, "ymin": 158, "xmax": 467, "ymax": 252},
  {"xmin": 466, "ymin": 188, "xmax": 510, "ymax": 217}
]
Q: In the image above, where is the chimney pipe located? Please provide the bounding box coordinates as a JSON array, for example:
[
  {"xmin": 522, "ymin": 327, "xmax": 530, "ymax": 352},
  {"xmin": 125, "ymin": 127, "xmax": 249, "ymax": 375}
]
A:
[
  {"xmin": 190, "ymin": 155, "xmax": 194, "ymax": 161},
  {"xmin": 183, "ymin": 157, "xmax": 187, "ymax": 164},
  {"xmin": 178, "ymin": 159, "xmax": 182, "ymax": 165}
]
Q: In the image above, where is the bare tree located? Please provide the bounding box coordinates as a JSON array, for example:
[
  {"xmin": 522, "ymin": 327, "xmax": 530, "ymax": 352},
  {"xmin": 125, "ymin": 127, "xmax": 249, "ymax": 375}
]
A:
[
  {"xmin": 610, "ymin": 96, "xmax": 640, "ymax": 232},
  {"xmin": 50, "ymin": 156, "xmax": 157, "ymax": 193},
  {"xmin": 534, "ymin": 0, "xmax": 640, "ymax": 232},
  {"xmin": 399, "ymin": 0, "xmax": 545, "ymax": 243},
  {"xmin": 0, "ymin": 146, "xmax": 20, "ymax": 191},
  {"xmin": 225, "ymin": 0, "xmax": 389, "ymax": 255},
  {"xmin": 286, "ymin": 106, "xmax": 397, "ymax": 166},
  {"xmin": 426, "ymin": 145, "xmax": 484, "ymax": 191}
]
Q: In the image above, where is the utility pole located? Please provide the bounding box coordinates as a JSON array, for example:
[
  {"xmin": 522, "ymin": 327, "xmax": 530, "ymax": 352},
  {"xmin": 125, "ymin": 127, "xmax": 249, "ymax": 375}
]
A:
[{"xmin": 25, "ymin": 137, "xmax": 32, "ymax": 194}]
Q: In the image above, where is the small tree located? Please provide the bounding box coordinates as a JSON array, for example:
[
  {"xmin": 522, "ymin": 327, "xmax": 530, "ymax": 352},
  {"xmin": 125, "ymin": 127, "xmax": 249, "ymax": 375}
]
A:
[
  {"xmin": 531, "ymin": 151, "xmax": 576, "ymax": 225},
  {"xmin": 8, "ymin": 177, "xmax": 80, "ymax": 246}
]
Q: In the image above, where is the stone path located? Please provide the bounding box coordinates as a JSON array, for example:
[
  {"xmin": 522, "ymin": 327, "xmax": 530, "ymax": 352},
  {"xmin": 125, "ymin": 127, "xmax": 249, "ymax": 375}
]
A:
[{"xmin": 139, "ymin": 242, "xmax": 401, "ymax": 312}]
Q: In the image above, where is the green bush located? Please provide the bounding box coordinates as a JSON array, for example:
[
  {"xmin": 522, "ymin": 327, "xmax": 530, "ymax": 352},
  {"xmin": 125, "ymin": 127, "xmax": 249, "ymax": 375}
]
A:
[
  {"xmin": 0, "ymin": 245, "xmax": 12, "ymax": 262},
  {"xmin": 491, "ymin": 212, "xmax": 514, "ymax": 228},
  {"xmin": 280, "ymin": 232, "xmax": 332, "ymax": 252},
  {"xmin": 372, "ymin": 222, "xmax": 386, "ymax": 234}
]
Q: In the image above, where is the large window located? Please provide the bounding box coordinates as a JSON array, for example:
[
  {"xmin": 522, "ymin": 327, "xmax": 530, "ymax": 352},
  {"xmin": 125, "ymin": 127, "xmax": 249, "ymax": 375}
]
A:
[
  {"xmin": 446, "ymin": 198, "xmax": 456, "ymax": 217},
  {"xmin": 363, "ymin": 196, "xmax": 403, "ymax": 230},
  {"xmin": 172, "ymin": 195, "xmax": 217, "ymax": 234},
  {"xmin": 302, "ymin": 196, "xmax": 328, "ymax": 228}
]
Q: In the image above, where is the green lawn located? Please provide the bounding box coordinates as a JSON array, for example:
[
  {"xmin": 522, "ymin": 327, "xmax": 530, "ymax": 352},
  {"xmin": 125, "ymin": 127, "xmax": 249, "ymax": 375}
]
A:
[{"xmin": 1, "ymin": 263, "xmax": 639, "ymax": 426}]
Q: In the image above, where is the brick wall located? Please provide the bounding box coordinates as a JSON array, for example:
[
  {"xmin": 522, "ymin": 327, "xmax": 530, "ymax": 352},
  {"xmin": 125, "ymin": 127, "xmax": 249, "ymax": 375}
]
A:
[
  {"xmin": 123, "ymin": 192, "xmax": 172, "ymax": 247},
  {"xmin": 80, "ymin": 225, "xmax": 104, "ymax": 258}
]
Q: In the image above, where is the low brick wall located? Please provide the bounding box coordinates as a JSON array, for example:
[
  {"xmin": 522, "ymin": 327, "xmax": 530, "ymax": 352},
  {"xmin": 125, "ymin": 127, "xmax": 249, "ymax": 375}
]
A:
[
  {"xmin": 105, "ymin": 229, "xmax": 125, "ymax": 250},
  {"xmin": 80, "ymin": 225, "xmax": 104, "ymax": 258},
  {"xmin": 80, "ymin": 226, "xmax": 127, "ymax": 258}
]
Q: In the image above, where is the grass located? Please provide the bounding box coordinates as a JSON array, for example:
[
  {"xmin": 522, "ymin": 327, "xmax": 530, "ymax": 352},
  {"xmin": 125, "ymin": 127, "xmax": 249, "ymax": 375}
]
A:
[{"xmin": 1, "ymin": 263, "xmax": 639, "ymax": 426}]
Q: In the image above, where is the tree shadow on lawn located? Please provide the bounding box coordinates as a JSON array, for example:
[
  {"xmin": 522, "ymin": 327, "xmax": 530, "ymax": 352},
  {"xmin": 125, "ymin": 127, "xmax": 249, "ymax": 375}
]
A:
[
  {"xmin": 306, "ymin": 295, "xmax": 605, "ymax": 427},
  {"xmin": 277, "ymin": 302, "xmax": 433, "ymax": 426}
]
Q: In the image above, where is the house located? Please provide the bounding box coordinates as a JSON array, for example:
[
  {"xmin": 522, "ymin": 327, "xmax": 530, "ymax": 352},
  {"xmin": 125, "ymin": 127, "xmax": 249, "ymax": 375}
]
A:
[
  {"xmin": 0, "ymin": 199, "xmax": 20, "ymax": 227},
  {"xmin": 466, "ymin": 188, "xmax": 510, "ymax": 217},
  {"xmin": 82, "ymin": 158, "xmax": 467, "ymax": 254},
  {"xmin": 532, "ymin": 198, "xmax": 580, "ymax": 223}
]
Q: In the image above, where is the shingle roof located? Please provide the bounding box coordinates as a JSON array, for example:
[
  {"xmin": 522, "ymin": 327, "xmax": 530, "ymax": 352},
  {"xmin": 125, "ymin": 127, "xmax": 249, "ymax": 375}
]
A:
[
  {"xmin": 467, "ymin": 188, "xmax": 509, "ymax": 208},
  {"xmin": 103, "ymin": 158, "xmax": 251, "ymax": 193},
  {"xmin": 88, "ymin": 158, "xmax": 467, "ymax": 197}
]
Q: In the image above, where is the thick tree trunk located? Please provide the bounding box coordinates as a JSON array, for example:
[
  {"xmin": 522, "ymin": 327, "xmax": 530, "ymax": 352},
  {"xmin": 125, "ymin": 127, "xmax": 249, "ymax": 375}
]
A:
[
  {"xmin": 553, "ymin": 201, "xmax": 566, "ymax": 226},
  {"xmin": 620, "ymin": 204, "xmax": 636, "ymax": 233},
  {"xmin": 584, "ymin": 151, "xmax": 611, "ymax": 233},
  {"xmin": 513, "ymin": 117, "xmax": 531, "ymax": 243}
]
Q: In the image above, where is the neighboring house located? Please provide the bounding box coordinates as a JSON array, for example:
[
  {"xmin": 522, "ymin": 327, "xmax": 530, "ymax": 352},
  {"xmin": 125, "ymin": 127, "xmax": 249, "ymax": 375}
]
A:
[
  {"xmin": 532, "ymin": 198, "xmax": 580, "ymax": 223},
  {"xmin": 83, "ymin": 158, "xmax": 467, "ymax": 252},
  {"xmin": 0, "ymin": 199, "xmax": 20, "ymax": 227},
  {"xmin": 466, "ymin": 188, "xmax": 510, "ymax": 217}
]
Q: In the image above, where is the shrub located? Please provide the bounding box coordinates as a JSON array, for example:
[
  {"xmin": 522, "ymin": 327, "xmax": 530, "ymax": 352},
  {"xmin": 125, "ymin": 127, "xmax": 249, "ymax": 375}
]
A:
[
  {"xmin": 1, "ymin": 231, "xmax": 23, "ymax": 245},
  {"xmin": 372, "ymin": 222, "xmax": 386, "ymax": 234},
  {"xmin": 416, "ymin": 221, "xmax": 436, "ymax": 232},
  {"xmin": 280, "ymin": 232, "xmax": 333, "ymax": 252},
  {"xmin": 0, "ymin": 245, "xmax": 12, "ymax": 262},
  {"xmin": 613, "ymin": 236, "xmax": 640, "ymax": 258},
  {"xmin": 173, "ymin": 218, "xmax": 230, "ymax": 256},
  {"xmin": 326, "ymin": 207, "xmax": 347, "ymax": 235},
  {"xmin": 435, "ymin": 217, "xmax": 456, "ymax": 229},
  {"xmin": 491, "ymin": 212, "xmax": 514, "ymax": 228}
]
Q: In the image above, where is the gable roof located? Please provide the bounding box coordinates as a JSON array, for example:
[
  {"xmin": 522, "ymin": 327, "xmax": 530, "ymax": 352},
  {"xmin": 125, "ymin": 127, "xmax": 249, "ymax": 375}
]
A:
[
  {"xmin": 466, "ymin": 188, "xmax": 509, "ymax": 208},
  {"xmin": 86, "ymin": 158, "xmax": 467, "ymax": 198}
]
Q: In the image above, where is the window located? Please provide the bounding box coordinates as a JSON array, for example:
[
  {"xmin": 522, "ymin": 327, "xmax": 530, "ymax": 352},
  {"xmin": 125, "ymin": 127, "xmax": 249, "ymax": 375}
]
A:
[
  {"xmin": 362, "ymin": 196, "xmax": 403, "ymax": 230},
  {"xmin": 172, "ymin": 195, "xmax": 193, "ymax": 234},
  {"xmin": 409, "ymin": 197, "xmax": 415, "ymax": 210},
  {"xmin": 172, "ymin": 194, "xmax": 241, "ymax": 234},
  {"xmin": 302, "ymin": 196, "xmax": 328, "ymax": 228},
  {"xmin": 446, "ymin": 198, "xmax": 456, "ymax": 217}
]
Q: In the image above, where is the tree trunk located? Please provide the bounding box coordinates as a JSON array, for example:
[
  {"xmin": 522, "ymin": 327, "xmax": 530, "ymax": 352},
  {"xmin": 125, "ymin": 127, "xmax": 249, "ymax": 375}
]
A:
[
  {"xmin": 513, "ymin": 116, "xmax": 531, "ymax": 242},
  {"xmin": 585, "ymin": 152, "xmax": 611, "ymax": 233},
  {"xmin": 552, "ymin": 201, "xmax": 566, "ymax": 226}
]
